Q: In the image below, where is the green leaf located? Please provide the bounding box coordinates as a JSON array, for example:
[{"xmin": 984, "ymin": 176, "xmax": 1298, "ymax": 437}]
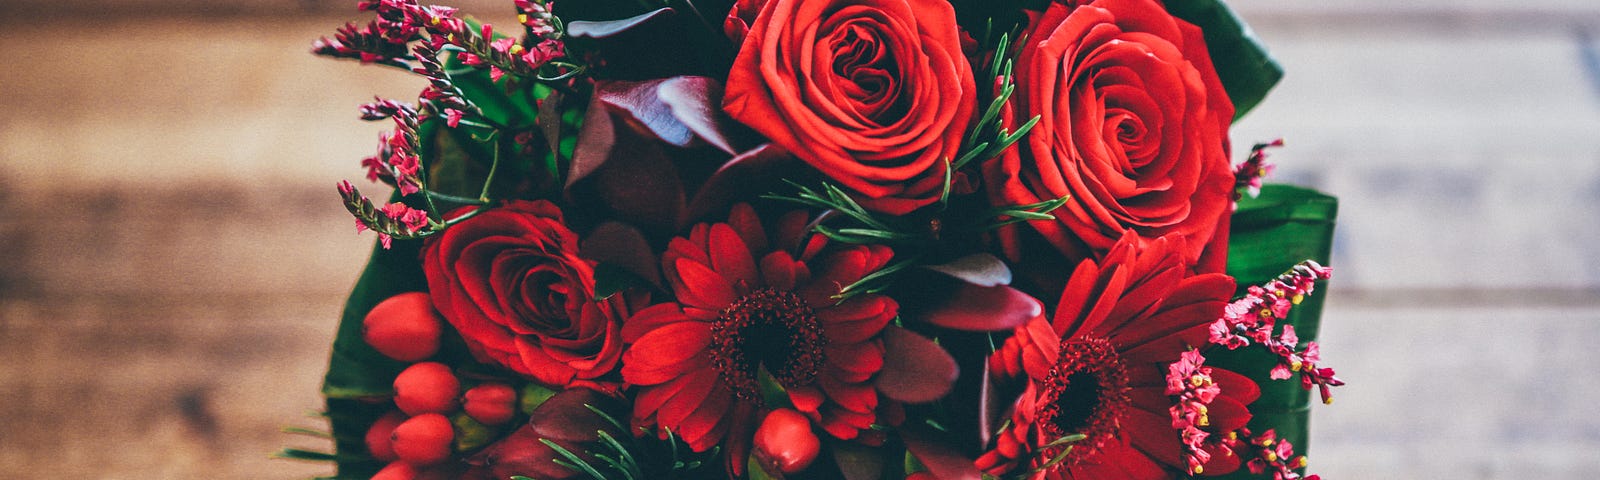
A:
[
  {"xmin": 520, "ymin": 383, "xmax": 561, "ymax": 415},
  {"xmin": 451, "ymin": 413, "xmax": 498, "ymax": 452},
  {"xmin": 1164, "ymin": 0, "xmax": 1283, "ymax": 119},
  {"xmin": 1209, "ymin": 184, "xmax": 1337, "ymax": 479},
  {"xmin": 440, "ymin": 49, "xmax": 542, "ymax": 129}
]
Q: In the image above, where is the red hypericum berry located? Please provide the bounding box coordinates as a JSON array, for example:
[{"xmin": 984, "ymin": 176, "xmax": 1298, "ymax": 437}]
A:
[
  {"xmin": 363, "ymin": 292, "xmax": 444, "ymax": 362},
  {"xmin": 390, "ymin": 413, "xmax": 454, "ymax": 466},
  {"xmin": 371, "ymin": 460, "xmax": 419, "ymax": 480},
  {"xmin": 393, "ymin": 362, "xmax": 460, "ymax": 415},
  {"xmin": 906, "ymin": 473, "xmax": 936, "ymax": 480},
  {"xmin": 753, "ymin": 408, "xmax": 820, "ymax": 474},
  {"xmin": 462, "ymin": 383, "xmax": 518, "ymax": 425},
  {"xmin": 365, "ymin": 410, "xmax": 408, "ymax": 462}
]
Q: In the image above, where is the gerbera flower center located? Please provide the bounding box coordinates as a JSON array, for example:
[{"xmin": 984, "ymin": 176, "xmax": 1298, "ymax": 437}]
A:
[
  {"xmin": 1036, "ymin": 337, "xmax": 1130, "ymax": 468},
  {"xmin": 710, "ymin": 288, "xmax": 827, "ymax": 402}
]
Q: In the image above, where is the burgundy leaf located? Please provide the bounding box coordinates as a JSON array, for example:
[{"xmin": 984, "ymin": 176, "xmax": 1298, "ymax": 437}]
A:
[
  {"xmin": 874, "ymin": 326, "xmax": 958, "ymax": 404},
  {"xmin": 567, "ymin": 89, "xmax": 687, "ymax": 234},
  {"xmin": 683, "ymin": 143, "xmax": 806, "ymax": 227},
  {"xmin": 900, "ymin": 424, "xmax": 983, "ymax": 480},
  {"xmin": 527, "ymin": 388, "xmax": 624, "ymax": 442},
  {"xmin": 567, "ymin": 91, "xmax": 623, "ymax": 187},
  {"xmin": 657, "ymin": 76, "xmax": 745, "ymax": 153},
  {"xmin": 582, "ymin": 221, "xmax": 662, "ymax": 287},
  {"xmin": 922, "ymin": 253, "xmax": 1012, "ymax": 287},
  {"xmin": 912, "ymin": 282, "xmax": 1042, "ymax": 332},
  {"xmin": 467, "ymin": 388, "xmax": 622, "ymax": 480},
  {"xmin": 592, "ymin": 77, "xmax": 745, "ymax": 153},
  {"xmin": 978, "ymin": 363, "xmax": 1006, "ymax": 448},
  {"xmin": 565, "ymin": 8, "xmax": 676, "ymax": 39}
]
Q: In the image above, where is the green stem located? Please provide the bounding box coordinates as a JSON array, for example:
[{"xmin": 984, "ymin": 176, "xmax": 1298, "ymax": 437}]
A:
[
  {"xmin": 479, "ymin": 135, "xmax": 502, "ymax": 202},
  {"xmin": 425, "ymin": 191, "xmax": 489, "ymax": 205},
  {"xmin": 414, "ymin": 156, "xmax": 445, "ymax": 223}
]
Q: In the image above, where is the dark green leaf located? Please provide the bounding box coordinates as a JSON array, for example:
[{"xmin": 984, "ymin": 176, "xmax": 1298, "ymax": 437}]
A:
[
  {"xmin": 440, "ymin": 50, "xmax": 541, "ymax": 128},
  {"xmin": 1164, "ymin": 0, "xmax": 1283, "ymax": 119},
  {"xmin": 319, "ymin": 205, "xmax": 430, "ymax": 477}
]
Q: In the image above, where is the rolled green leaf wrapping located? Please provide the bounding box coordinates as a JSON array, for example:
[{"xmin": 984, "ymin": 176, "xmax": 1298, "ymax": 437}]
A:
[
  {"xmin": 322, "ymin": 234, "xmax": 428, "ymax": 479},
  {"xmin": 1209, "ymin": 184, "xmax": 1337, "ymax": 478}
]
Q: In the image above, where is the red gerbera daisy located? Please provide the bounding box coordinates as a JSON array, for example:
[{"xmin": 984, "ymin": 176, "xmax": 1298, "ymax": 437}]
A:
[
  {"xmin": 980, "ymin": 233, "xmax": 1259, "ymax": 479},
  {"xmin": 621, "ymin": 204, "xmax": 899, "ymax": 455}
]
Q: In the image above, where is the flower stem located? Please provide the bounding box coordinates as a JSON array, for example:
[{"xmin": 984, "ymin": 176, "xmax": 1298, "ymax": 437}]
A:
[{"xmin": 479, "ymin": 135, "xmax": 502, "ymax": 203}]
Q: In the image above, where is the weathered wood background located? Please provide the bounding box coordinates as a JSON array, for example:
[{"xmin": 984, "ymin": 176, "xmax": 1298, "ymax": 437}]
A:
[{"xmin": 2, "ymin": 1, "xmax": 1599, "ymax": 478}]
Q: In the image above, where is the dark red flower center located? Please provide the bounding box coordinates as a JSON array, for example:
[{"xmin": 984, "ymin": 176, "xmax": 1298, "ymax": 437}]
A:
[
  {"xmin": 1036, "ymin": 337, "xmax": 1130, "ymax": 468},
  {"xmin": 711, "ymin": 289, "xmax": 827, "ymax": 402}
]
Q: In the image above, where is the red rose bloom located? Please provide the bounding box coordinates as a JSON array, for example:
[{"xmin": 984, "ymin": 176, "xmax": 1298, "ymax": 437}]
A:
[
  {"xmin": 986, "ymin": 0, "xmax": 1235, "ymax": 270},
  {"xmin": 422, "ymin": 200, "xmax": 637, "ymax": 388},
  {"xmin": 622, "ymin": 204, "xmax": 898, "ymax": 454},
  {"xmin": 723, "ymin": 0, "xmax": 977, "ymax": 214},
  {"xmin": 980, "ymin": 233, "xmax": 1257, "ymax": 479}
]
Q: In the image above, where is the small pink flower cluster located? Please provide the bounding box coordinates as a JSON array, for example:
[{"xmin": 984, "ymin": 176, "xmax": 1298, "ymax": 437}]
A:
[
  {"xmin": 1238, "ymin": 429, "xmax": 1319, "ymax": 480},
  {"xmin": 337, "ymin": 181, "xmax": 432, "ymax": 249},
  {"xmin": 319, "ymin": 0, "xmax": 577, "ymax": 248},
  {"xmin": 1233, "ymin": 139, "xmax": 1282, "ymax": 200},
  {"xmin": 1208, "ymin": 260, "xmax": 1344, "ymax": 403},
  {"xmin": 514, "ymin": 0, "xmax": 558, "ymax": 38},
  {"xmin": 358, "ymin": 0, "xmax": 464, "ymax": 43},
  {"xmin": 1165, "ymin": 349, "xmax": 1224, "ymax": 474},
  {"xmin": 312, "ymin": 21, "xmax": 411, "ymax": 67},
  {"xmin": 357, "ymin": 99, "xmax": 424, "ymax": 195}
]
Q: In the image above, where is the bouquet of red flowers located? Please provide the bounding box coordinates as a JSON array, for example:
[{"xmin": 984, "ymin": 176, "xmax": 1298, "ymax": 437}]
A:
[{"xmin": 284, "ymin": 0, "xmax": 1344, "ymax": 479}]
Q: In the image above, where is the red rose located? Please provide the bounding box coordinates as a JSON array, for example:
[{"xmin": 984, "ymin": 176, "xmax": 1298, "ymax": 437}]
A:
[
  {"xmin": 985, "ymin": 0, "xmax": 1235, "ymax": 270},
  {"xmin": 422, "ymin": 200, "xmax": 637, "ymax": 388},
  {"xmin": 723, "ymin": 0, "xmax": 977, "ymax": 214}
]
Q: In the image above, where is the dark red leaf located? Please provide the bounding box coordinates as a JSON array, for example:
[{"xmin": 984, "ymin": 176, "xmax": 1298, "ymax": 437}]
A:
[
  {"xmin": 592, "ymin": 77, "xmax": 746, "ymax": 153},
  {"xmin": 468, "ymin": 388, "xmax": 621, "ymax": 480},
  {"xmin": 922, "ymin": 253, "xmax": 1012, "ymax": 287},
  {"xmin": 582, "ymin": 221, "xmax": 662, "ymax": 287},
  {"xmin": 900, "ymin": 424, "xmax": 983, "ymax": 480},
  {"xmin": 978, "ymin": 363, "xmax": 1005, "ymax": 448},
  {"xmin": 683, "ymin": 143, "xmax": 806, "ymax": 227},
  {"xmin": 565, "ymin": 8, "xmax": 676, "ymax": 39},
  {"xmin": 657, "ymin": 76, "xmax": 745, "ymax": 153},
  {"xmin": 914, "ymin": 282, "xmax": 1042, "ymax": 332},
  {"xmin": 567, "ymin": 90, "xmax": 687, "ymax": 234},
  {"xmin": 527, "ymin": 388, "xmax": 623, "ymax": 442},
  {"xmin": 874, "ymin": 326, "xmax": 958, "ymax": 404}
]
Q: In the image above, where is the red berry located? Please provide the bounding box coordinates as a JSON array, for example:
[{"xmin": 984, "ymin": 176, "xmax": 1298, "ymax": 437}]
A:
[
  {"xmin": 393, "ymin": 362, "xmax": 460, "ymax": 415},
  {"xmin": 363, "ymin": 292, "xmax": 444, "ymax": 362},
  {"xmin": 905, "ymin": 473, "xmax": 936, "ymax": 480},
  {"xmin": 462, "ymin": 383, "xmax": 518, "ymax": 426},
  {"xmin": 371, "ymin": 460, "xmax": 419, "ymax": 480},
  {"xmin": 753, "ymin": 408, "xmax": 820, "ymax": 474},
  {"xmin": 365, "ymin": 410, "xmax": 407, "ymax": 462},
  {"xmin": 390, "ymin": 413, "xmax": 454, "ymax": 466}
]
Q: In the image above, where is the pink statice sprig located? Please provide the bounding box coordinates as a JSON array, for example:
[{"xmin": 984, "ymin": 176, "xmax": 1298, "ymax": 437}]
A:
[
  {"xmin": 1233, "ymin": 138, "xmax": 1283, "ymax": 201},
  {"xmin": 319, "ymin": 0, "xmax": 585, "ymax": 248},
  {"xmin": 1209, "ymin": 261, "xmax": 1344, "ymax": 403},
  {"xmin": 1237, "ymin": 428, "xmax": 1321, "ymax": 480},
  {"xmin": 1165, "ymin": 349, "xmax": 1226, "ymax": 475}
]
